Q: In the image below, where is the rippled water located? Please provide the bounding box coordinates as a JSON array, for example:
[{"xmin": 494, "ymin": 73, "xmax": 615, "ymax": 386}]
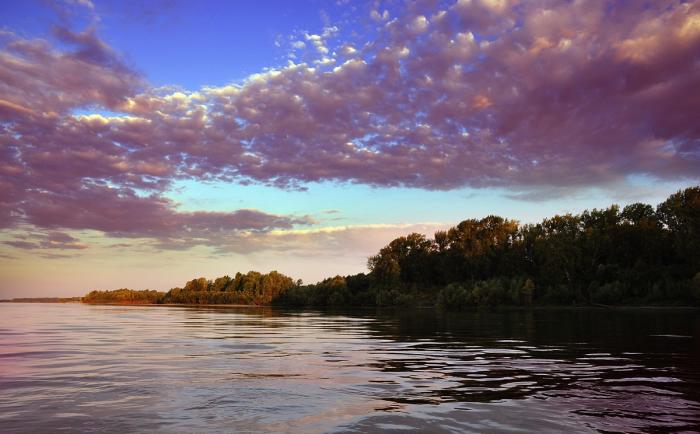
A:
[{"xmin": 1, "ymin": 304, "xmax": 699, "ymax": 433}]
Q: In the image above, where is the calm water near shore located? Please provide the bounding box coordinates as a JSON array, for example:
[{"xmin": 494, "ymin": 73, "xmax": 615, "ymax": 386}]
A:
[{"xmin": 1, "ymin": 303, "xmax": 699, "ymax": 433}]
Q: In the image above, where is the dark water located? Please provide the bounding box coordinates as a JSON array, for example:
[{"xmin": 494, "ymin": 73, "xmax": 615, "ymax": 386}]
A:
[{"xmin": 1, "ymin": 304, "xmax": 699, "ymax": 433}]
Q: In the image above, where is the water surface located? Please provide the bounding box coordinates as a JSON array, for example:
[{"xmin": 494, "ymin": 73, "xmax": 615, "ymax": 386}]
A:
[{"xmin": 1, "ymin": 304, "xmax": 699, "ymax": 433}]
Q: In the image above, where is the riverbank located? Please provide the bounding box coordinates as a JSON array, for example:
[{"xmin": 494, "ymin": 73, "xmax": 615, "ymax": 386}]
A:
[
  {"xmin": 0, "ymin": 297, "xmax": 81, "ymax": 303},
  {"xmin": 78, "ymin": 301, "xmax": 700, "ymax": 310}
]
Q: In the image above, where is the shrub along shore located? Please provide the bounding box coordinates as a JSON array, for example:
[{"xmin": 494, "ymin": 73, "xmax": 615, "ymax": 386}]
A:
[{"xmin": 83, "ymin": 187, "xmax": 700, "ymax": 308}]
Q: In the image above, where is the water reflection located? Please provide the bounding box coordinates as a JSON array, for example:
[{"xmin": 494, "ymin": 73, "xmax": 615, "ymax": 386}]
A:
[{"xmin": 0, "ymin": 304, "xmax": 698, "ymax": 433}]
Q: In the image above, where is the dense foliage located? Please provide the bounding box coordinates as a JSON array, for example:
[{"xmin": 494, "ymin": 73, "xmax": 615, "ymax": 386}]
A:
[
  {"xmin": 161, "ymin": 271, "xmax": 296, "ymax": 305},
  {"xmin": 277, "ymin": 186, "xmax": 700, "ymax": 308},
  {"xmin": 362, "ymin": 186, "xmax": 700, "ymax": 308},
  {"xmin": 82, "ymin": 289, "xmax": 165, "ymax": 304},
  {"xmin": 83, "ymin": 187, "xmax": 700, "ymax": 308}
]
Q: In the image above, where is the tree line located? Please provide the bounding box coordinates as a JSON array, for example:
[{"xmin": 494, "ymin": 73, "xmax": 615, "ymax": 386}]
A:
[
  {"xmin": 82, "ymin": 288, "xmax": 164, "ymax": 304},
  {"xmin": 82, "ymin": 271, "xmax": 296, "ymax": 306},
  {"xmin": 1, "ymin": 297, "xmax": 82, "ymax": 303},
  {"xmin": 83, "ymin": 186, "xmax": 700, "ymax": 308}
]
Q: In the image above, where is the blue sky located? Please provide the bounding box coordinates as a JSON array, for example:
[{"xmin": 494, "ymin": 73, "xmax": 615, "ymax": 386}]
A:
[
  {"xmin": 165, "ymin": 178, "xmax": 688, "ymax": 228},
  {"xmin": 1, "ymin": 0, "xmax": 358, "ymax": 88}
]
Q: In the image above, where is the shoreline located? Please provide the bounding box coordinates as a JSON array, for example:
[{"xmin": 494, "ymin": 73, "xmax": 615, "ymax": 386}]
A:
[
  {"xmin": 4, "ymin": 300, "xmax": 697, "ymax": 310},
  {"xmin": 74, "ymin": 302, "xmax": 700, "ymax": 310}
]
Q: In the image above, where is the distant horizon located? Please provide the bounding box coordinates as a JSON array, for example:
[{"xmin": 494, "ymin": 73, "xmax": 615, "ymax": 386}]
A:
[{"xmin": 1, "ymin": 0, "xmax": 699, "ymax": 298}]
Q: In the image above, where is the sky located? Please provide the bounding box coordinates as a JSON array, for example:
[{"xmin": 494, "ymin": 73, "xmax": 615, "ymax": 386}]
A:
[{"xmin": 1, "ymin": 0, "xmax": 699, "ymax": 298}]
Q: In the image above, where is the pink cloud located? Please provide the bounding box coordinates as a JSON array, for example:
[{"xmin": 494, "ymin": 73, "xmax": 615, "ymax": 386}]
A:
[{"xmin": 163, "ymin": 222, "xmax": 450, "ymax": 257}]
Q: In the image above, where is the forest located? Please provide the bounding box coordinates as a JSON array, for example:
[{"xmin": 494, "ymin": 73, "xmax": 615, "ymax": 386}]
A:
[{"xmin": 83, "ymin": 186, "xmax": 700, "ymax": 308}]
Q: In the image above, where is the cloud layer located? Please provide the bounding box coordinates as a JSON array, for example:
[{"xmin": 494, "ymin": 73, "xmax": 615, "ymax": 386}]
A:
[{"xmin": 1, "ymin": 0, "xmax": 699, "ymax": 252}]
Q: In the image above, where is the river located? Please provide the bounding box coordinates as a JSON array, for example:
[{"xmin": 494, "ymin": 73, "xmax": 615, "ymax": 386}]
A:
[{"xmin": 1, "ymin": 303, "xmax": 698, "ymax": 433}]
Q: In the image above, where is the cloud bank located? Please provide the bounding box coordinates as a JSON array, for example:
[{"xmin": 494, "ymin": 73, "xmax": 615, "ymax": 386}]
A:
[{"xmin": 1, "ymin": 0, "xmax": 699, "ymax": 252}]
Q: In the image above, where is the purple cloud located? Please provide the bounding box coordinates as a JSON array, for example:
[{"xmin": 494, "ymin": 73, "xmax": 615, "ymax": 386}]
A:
[
  {"xmin": 4, "ymin": 231, "xmax": 88, "ymax": 250},
  {"xmin": 21, "ymin": 186, "xmax": 310, "ymax": 236}
]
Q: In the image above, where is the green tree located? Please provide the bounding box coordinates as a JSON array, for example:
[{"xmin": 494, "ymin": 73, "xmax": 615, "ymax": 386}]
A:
[
  {"xmin": 657, "ymin": 187, "xmax": 700, "ymax": 274},
  {"xmin": 184, "ymin": 277, "xmax": 210, "ymax": 292}
]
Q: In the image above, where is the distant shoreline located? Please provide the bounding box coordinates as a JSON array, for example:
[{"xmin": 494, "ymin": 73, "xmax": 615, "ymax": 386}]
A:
[
  {"xmin": 81, "ymin": 303, "xmax": 699, "ymax": 310},
  {"xmin": 0, "ymin": 298, "xmax": 81, "ymax": 303},
  {"xmin": 3, "ymin": 300, "xmax": 697, "ymax": 311},
  {"xmin": 81, "ymin": 302, "xmax": 261, "ymax": 308}
]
